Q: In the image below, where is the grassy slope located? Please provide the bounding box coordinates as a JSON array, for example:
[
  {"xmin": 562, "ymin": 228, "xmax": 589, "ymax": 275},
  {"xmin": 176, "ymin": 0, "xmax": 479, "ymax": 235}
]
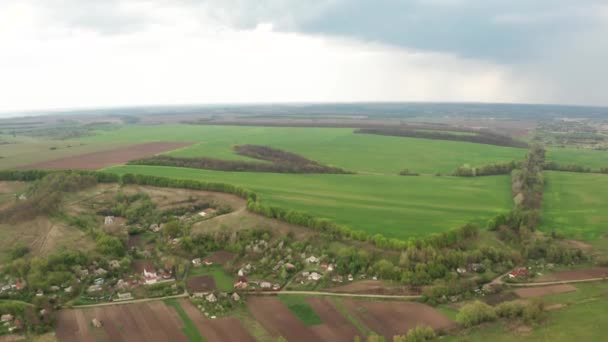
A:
[
  {"xmin": 547, "ymin": 148, "xmax": 608, "ymax": 170},
  {"xmin": 105, "ymin": 165, "xmax": 512, "ymax": 238},
  {"xmin": 446, "ymin": 282, "xmax": 608, "ymax": 342},
  {"xmin": 83, "ymin": 125, "xmax": 527, "ymax": 174},
  {"xmin": 541, "ymin": 171, "xmax": 608, "ymax": 240}
]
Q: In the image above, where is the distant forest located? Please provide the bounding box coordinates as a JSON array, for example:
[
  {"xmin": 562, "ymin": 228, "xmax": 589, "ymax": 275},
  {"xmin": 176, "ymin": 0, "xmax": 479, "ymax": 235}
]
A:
[{"xmin": 355, "ymin": 128, "xmax": 528, "ymax": 148}]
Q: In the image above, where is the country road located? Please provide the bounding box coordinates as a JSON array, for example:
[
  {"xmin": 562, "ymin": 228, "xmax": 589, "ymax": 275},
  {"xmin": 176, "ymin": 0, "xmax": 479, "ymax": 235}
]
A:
[{"xmin": 70, "ymin": 292, "xmax": 188, "ymax": 309}]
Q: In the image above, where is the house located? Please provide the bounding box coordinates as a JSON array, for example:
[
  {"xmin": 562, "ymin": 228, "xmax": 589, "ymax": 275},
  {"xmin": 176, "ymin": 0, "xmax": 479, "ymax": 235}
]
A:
[
  {"xmin": 284, "ymin": 263, "xmax": 296, "ymax": 271},
  {"xmin": 347, "ymin": 274, "xmax": 354, "ymax": 281},
  {"xmin": 36, "ymin": 289, "xmax": 44, "ymax": 297},
  {"xmin": 50, "ymin": 285, "xmax": 61, "ymax": 292},
  {"xmin": 469, "ymin": 263, "xmax": 485, "ymax": 273},
  {"xmin": 95, "ymin": 268, "xmax": 108, "ymax": 276},
  {"xmin": 456, "ymin": 267, "xmax": 467, "ymax": 275},
  {"xmin": 308, "ymin": 272, "xmax": 322, "ymax": 281},
  {"xmin": 321, "ymin": 262, "xmax": 329, "ymax": 269},
  {"xmin": 332, "ymin": 275, "xmax": 344, "ymax": 283},
  {"xmin": 260, "ymin": 282, "xmax": 272, "ymax": 290},
  {"xmin": 204, "ymin": 259, "xmax": 213, "ymax": 266},
  {"xmin": 64, "ymin": 286, "xmax": 73, "ymax": 293},
  {"xmin": 234, "ymin": 277, "xmax": 248, "ymax": 290},
  {"xmin": 94, "ymin": 278, "xmax": 105, "ymax": 286},
  {"xmin": 306, "ymin": 256, "xmax": 319, "ymax": 264},
  {"xmin": 87, "ymin": 284, "xmax": 102, "ymax": 293},
  {"xmin": 302, "ymin": 271, "xmax": 310, "ymax": 277},
  {"xmin": 231, "ymin": 292, "xmax": 241, "ymax": 301},
  {"xmin": 117, "ymin": 292, "xmax": 133, "ymax": 301},
  {"xmin": 206, "ymin": 293, "xmax": 218, "ymax": 303},
  {"xmin": 109, "ymin": 260, "xmax": 121, "ymax": 269},
  {"xmin": 104, "ymin": 216, "xmax": 114, "ymax": 225},
  {"xmin": 13, "ymin": 281, "xmax": 25, "ymax": 290},
  {"xmin": 91, "ymin": 318, "xmax": 103, "ymax": 328},
  {"xmin": 508, "ymin": 267, "xmax": 529, "ymax": 279},
  {"xmin": 1, "ymin": 314, "xmax": 13, "ymax": 322},
  {"xmin": 192, "ymin": 258, "xmax": 202, "ymax": 266},
  {"xmin": 18, "ymin": 194, "xmax": 27, "ymax": 201},
  {"xmin": 327, "ymin": 264, "xmax": 334, "ymax": 272}
]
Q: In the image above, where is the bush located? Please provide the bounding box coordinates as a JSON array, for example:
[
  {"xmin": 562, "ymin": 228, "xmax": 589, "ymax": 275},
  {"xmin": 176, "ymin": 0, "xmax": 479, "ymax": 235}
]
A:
[{"xmin": 456, "ymin": 301, "xmax": 497, "ymax": 327}]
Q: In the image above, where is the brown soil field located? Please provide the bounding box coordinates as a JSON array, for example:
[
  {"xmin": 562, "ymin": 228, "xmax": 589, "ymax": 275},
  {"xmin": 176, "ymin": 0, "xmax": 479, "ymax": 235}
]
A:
[
  {"xmin": 207, "ymin": 250, "xmax": 236, "ymax": 264},
  {"xmin": 307, "ymin": 297, "xmax": 361, "ymax": 342},
  {"xmin": 515, "ymin": 284, "xmax": 577, "ymax": 298},
  {"xmin": 55, "ymin": 302, "xmax": 188, "ymax": 342},
  {"xmin": 17, "ymin": 142, "xmax": 192, "ymax": 170},
  {"xmin": 535, "ymin": 267, "xmax": 608, "ymax": 282},
  {"xmin": 327, "ymin": 280, "xmax": 419, "ymax": 296},
  {"xmin": 177, "ymin": 299, "xmax": 255, "ymax": 342},
  {"xmin": 0, "ymin": 181, "xmax": 25, "ymax": 194},
  {"xmin": 247, "ymin": 296, "xmax": 319, "ymax": 341},
  {"xmin": 343, "ymin": 299, "xmax": 456, "ymax": 339},
  {"xmin": 187, "ymin": 276, "xmax": 217, "ymax": 293}
]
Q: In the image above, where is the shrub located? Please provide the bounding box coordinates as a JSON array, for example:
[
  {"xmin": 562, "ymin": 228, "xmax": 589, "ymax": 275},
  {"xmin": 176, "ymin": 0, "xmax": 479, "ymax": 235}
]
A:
[{"xmin": 456, "ymin": 301, "xmax": 497, "ymax": 327}]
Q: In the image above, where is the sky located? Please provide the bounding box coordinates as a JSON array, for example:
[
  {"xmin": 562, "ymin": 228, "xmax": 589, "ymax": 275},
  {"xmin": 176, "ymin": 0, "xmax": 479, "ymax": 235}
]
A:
[{"xmin": 1, "ymin": 0, "xmax": 607, "ymax": 112}]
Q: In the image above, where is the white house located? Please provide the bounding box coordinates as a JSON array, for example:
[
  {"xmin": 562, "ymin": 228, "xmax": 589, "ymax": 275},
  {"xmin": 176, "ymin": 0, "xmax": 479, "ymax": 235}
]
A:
[
  {"xmin": 306, "ymin": 256, "xmax": 319, "ymax": 264},
  {"xmin": 104, "ymin": 216, "xmax": 114, "ymax": 225},
  {"xmin": 143, "ymin": 267, "xmax": 158, "ymax": 285},
  {"xmin": 206, "ymin": 293, "xmax": 218, "ymax": 302},
  {"xmin": 308, "ymin": 272, "xmax": 322, "ymax": 281}
]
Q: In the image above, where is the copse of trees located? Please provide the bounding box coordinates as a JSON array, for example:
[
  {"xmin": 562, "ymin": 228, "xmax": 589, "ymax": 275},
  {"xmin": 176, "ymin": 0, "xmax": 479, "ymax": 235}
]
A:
[
  {"xmin": 129, "ymin": 145, "xmax": 351, "ymax": 174},
  {"xmin": 452, "ymin": 161, "xmax": 520, "ymax": 177},
  {"xmin": 458, "ymin": 298, "xmax": 545, "ymax": 328}
]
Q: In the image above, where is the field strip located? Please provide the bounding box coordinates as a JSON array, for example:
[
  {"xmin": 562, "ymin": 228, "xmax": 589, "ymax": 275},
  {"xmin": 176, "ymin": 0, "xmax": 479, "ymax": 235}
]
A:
[
  {"xmin": 505, "ymin": 277, "xmax": 608, "ymax": 287},
  {"xmin": 245, "ymin": 290, "xmax": 422, "ymax": 300},
  {"xmin": 71, "ymin": 292, "xmax": 188, "ymax": 308}
]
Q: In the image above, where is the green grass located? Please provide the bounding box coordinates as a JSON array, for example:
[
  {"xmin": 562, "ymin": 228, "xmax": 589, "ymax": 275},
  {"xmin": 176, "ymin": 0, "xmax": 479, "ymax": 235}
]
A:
[
  {"xmin": 278, "ymin": 295, "xmax": 323, "ymax": 326},
  {"xmin": 82, "ymin": 124, "xmax": 527, "ymax": 174},
  {"xmin": 164, "ymin": 299, "xmax": 205, "ymax": 342},
  {"xmin": 547, "ymin": 148, "xmax": 608, "ymax": 171},
  {"xmin": 188, "ymin": 266, "xmax": 234, "ymax": 292},
  {"xmin": 444, "ymin": 289, "xmax": 608, "ymax": 341},
  {"xmin": 106, "ymin": 165, "xmax": 513, "ymax": 239},
  {"xmin": 540, "ymin": 171, "xmax": 608, "ymax": 240}
]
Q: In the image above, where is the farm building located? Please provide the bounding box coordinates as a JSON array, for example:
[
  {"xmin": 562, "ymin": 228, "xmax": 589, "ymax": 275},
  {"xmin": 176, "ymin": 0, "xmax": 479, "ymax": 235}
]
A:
[
  {"xmin": 104, "ymin": 216, "xmax": 114, "ymax": 225},
  {"xmin": 1, "ymin": 314, "xmax": 14, "ymax": 322},
  {"xmin": 91, "ymin": 318, "xmax": 102, "ymax": 328},
  {"xmin": 509, "ymin": 267, "xmax": 529, "ymax": 279}
]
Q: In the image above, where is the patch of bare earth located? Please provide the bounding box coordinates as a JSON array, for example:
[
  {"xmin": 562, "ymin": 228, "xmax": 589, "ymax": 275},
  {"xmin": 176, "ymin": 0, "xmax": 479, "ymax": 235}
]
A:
[
  {"xmin": 56, "ymin": 302, "xmax": 188, "ymax": 342},
  {"xmin": 563, "ymin": 240, "xmax": 594, "ymax": 252},
  {"xmin": 17, "ymin": 142, "xmax": 192, "ymax": 170},
  {"xmin": 207, "ymin": 250, "xmax": 236, "ymax": 264},
  {"xmin": 178, "ymin": 299, "xmax": 255, "ymax": 342},
  {"xmin": 307, "ymin": 297, "xmax": 361, "ymax": 342},
  {"xmin": 327, "ymin": 280, "xmax": 419, "ymax": 296},
  {"xmin": 246, "ymin": 297, "xmax": 319, "ymax": 341},
  {"xmin": 0, "ymin": 181, "xmax": 25, "ymax": 194},
  {"xmin": 515, "ymin": 284, "xmax": 577, "ymax": 298},
  {"xmin": 343, "ymin": 299, "xmax": 456, "ymax": 339},
  {"xmin": 553, "ymin": 267, "xmax": 608, "ymax": 281}
]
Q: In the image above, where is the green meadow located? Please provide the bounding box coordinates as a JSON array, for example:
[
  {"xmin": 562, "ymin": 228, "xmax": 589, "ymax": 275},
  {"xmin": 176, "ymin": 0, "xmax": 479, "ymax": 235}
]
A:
[
  {"xmin": 83, "ymin": 125, "xmax": 528, "ymax": 174},
  {"xmin": 541, "ymin": 171, "xmax": 608, "ymax": 240},
  {"xmin": 106, "ymin": 165, "xmax": 512, "ymax": 239},
  {"xmin": 547, "ymin": 148, "xmax": 608, "ymax": 171}
]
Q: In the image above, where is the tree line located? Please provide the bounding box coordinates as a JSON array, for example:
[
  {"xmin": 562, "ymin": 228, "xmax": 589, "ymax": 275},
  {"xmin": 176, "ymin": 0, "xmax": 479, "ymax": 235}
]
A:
[
  {"xmin": 355, "ymin": 128, "xmax": 529, "ymax": 148},
  {"xmin": 128, "ymin": 145, "xmax": 351, "ymax": 174},
  {"xmin": 452, "ymin": 161, "xmax": 520, "ymax": 177}
]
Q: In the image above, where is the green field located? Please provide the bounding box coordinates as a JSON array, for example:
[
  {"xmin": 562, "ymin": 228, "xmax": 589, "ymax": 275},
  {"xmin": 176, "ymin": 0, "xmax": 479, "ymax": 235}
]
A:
[
  {"xmin": 106, "ymin": 165, "xmax": 512, "ymax": 238},
  {"xmin": 445, "ymin": 282, "xmax": 608, "ymax": 342},
  {"xmin": 81, "ymin": 125, "xmax": 527, "ymax": 174},
  {"xmin": 541, "ymin": 171, "xmax": 608, "ymax": 240},
  {"xmin": 547, "ymin": 148, "xmax": 608, "ymax": 170},
  {"xmin": 278, "ymin": 295, "xmax": 323, "ymax": 326}
]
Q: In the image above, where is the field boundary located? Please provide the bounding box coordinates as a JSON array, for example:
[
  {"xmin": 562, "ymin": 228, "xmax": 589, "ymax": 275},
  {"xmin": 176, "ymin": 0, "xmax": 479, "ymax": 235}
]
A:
[
  {"xmin": 246, "ymin": 290, "xmax": 422, "ymax": 300},
  {"xmin": 71, "ymin": 292, "xmax": 188, "ymax": 308},
  {"xmin": 505, "ymin": 277, "xmax": 608, "ymax": 287}
]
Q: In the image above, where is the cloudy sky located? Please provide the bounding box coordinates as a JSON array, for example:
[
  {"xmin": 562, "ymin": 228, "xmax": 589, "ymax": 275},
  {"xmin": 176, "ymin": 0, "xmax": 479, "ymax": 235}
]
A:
[{"xmin": 1, "ymin": 0, "xmax": 607, "ymax": 112}]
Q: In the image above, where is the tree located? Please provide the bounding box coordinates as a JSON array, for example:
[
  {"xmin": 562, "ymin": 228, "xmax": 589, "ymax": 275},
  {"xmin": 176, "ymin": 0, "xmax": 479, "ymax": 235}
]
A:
[
  {"xmin": 96, "ymin": 234, "xmax": 126, "ymax": 257},
  {"xmin": 456, "ymin": 301, "xmax": 497, "ymax": 327},
  {"xmin": 163, "ymin": 220, "xmax": 181, "ymax": 239}
]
